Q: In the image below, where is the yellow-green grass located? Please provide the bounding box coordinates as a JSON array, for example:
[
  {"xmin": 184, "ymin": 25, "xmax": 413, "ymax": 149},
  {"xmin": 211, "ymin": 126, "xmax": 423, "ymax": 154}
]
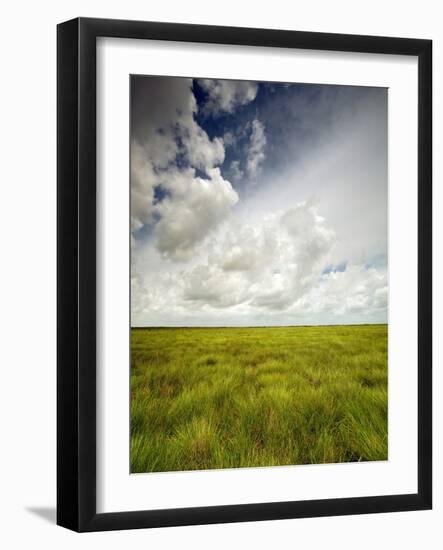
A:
[{"xmin": 131, "ymin": 325, "xmax": 388, "ymax": 473}]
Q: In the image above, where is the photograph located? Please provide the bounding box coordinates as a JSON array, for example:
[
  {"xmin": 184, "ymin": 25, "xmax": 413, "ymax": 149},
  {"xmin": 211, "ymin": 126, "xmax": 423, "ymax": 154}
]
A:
[{"xmin": 130, "ymin": 75, "xmax": 388, "ymax": 473}]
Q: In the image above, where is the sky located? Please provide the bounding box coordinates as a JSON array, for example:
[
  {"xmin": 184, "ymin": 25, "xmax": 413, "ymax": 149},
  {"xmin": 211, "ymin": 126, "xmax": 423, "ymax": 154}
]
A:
[{"xmin": 130, "ymin": 75, "xmax": 387, "ymax": 327}]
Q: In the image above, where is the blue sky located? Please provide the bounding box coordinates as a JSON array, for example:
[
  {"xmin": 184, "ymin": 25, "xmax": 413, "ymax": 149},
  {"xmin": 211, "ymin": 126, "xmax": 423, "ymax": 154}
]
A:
[{"xmin": 130, "ymin": 76, "xmax": 387, "ymax": 326}]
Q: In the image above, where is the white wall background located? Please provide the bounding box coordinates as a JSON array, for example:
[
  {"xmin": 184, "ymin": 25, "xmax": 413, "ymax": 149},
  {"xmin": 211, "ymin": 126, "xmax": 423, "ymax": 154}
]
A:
[{"xmin": 0, "ymin": 1, "xmax": 440, "ymax": 548}]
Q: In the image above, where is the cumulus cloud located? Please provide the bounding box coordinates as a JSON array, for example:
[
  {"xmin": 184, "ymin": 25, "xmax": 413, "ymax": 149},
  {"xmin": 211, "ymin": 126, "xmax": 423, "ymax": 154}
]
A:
[
  {"xmin": 131, "ymin": 76, "xmax": 237, "ymax": 259},
  {"xmin": 181, "ymin": 122, "xmax": 225, "ymax": 171},
  {"xmin": 227, "ymin": 160, "xmax": 244, "ymax": 183},
  {"xmin": 130, "ymin": 141, "xmax": 159, "ymax": 232},
  {"xmin": 205, "ymin": 203, "xmax": 335, "ymax": 310},
  {"xmin": 246, "ymin": 119, "xmax": 266, "ymax": 181},
  {"xmin": 132, "ymin": 200, "xmax": 387, "ymax": 325},
  {"xmin": 299, "ymin": 265, "xmax": 388, "ymax": 317},
  {"xmin": 183, "ymin": 264, "xmax": 249, "ymax": 308},
  {"xmin": 154, "ymin": 168, "xmax": 238, "ymax": 261},
  {"xmin": 222, "ymin": 118, "xmax": 267, "ymax": 185},
  {"xmin": 199, "ymin": 79, "xmax": 258, "ymax": 115}
]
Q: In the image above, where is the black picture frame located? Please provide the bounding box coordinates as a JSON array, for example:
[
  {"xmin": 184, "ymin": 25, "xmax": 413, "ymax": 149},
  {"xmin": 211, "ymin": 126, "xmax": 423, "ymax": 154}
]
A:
[{"xmin": 57, "ymin": 17, "xmax": 432, "ymax": 532}]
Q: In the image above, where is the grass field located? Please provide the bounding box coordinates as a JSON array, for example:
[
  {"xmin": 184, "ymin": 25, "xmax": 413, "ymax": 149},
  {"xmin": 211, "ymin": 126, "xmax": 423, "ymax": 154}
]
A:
[{"xmin": 130, "ymin": 325, "xmax": 388, "ymax": 473}]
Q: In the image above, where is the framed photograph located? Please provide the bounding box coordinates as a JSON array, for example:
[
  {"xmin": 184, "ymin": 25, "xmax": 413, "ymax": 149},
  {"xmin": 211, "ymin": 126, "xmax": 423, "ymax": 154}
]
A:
[{"xmin": 57, "ymin": 17, "xmax": 432, "ymax": 532}]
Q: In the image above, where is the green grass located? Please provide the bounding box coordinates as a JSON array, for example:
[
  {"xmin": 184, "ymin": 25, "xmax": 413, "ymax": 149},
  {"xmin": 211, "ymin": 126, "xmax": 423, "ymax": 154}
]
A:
[{"xmin": 130, "ymin": 325, "xmax": 388, "ymax": 473}]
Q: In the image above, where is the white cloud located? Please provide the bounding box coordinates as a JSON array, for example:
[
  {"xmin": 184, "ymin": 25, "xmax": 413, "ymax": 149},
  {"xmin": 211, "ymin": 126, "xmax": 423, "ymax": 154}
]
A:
[
  {"xmin": 227, "ymin": 160, "xmax": 244, "ymax": 183},
  {"xmin": 180, "ymin": 118, "xmax": 225, "ymax": 171},
  {"xmin": 131, "ymin": 77, "xmax": 238, "ymax": 259},
  {"xmin": 199, "ymin": 79, "xmax": 258, "ymax": 115},
  {"xmin": 218, "ymin": 223, "xmax": 277, "ymax": 273},
  {"xmin": 183, "ymin": 264, "xmax": 250, "ymax": 308},
  {"xmin": 246, "ymin": 119, "xmax": 266, "ymax": 181},
  {"xmin": 167, "ymin": 202, "xmax": 334, "ymax": 309},
  {"xmin": 132, "ymin": 200, "xmax": 387, "ymax": 325},
  {"xmin": 155, "ymin": 168, "xmax": 238, "ymax": 262},
  {"xmin": 130, "ymin": 79, "xmax": 196, "ymax": 232},
  {"xmin": 210, "ymin": 203, "xmax": 335, "ymax": 310},
  {"xmin": 298, "ymin": 265, "xmax": 388, "ymax": 317},
  {"xmin": 130, "ymin": 142, "xmax": 158, "ymax": 232}
]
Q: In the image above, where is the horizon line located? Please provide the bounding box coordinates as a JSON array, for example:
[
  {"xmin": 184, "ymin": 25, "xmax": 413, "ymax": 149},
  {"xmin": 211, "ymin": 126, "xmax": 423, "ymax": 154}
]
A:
[{"xmin": 131, "ymin": 322, "xmax": 388, "ymax": 329}]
